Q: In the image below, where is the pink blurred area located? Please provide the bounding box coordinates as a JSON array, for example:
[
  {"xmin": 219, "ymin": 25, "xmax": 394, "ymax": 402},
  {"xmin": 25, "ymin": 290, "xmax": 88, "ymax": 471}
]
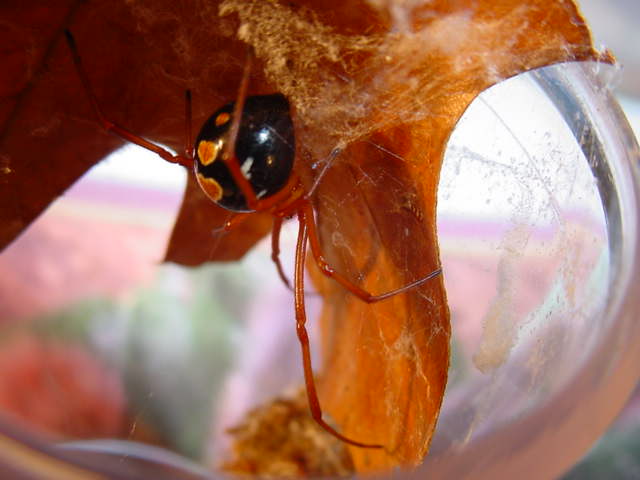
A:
[{"xmin": 0, "ymin": 177, "xmax": 182, "ymax": 322}]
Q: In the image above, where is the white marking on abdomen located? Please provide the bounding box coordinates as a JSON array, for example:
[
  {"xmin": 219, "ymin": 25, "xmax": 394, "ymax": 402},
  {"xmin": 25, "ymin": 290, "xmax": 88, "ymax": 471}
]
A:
[{"xmin": 241, "ymin": 156, "xmax": 254, "ymax": 179}]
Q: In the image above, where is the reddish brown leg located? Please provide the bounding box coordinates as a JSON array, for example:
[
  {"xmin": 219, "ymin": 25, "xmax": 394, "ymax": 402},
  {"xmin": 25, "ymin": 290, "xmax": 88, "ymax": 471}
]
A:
[
  {"xmin": 272, "ymin": 217, "xmax": 322, "ymax": 294},
  {"xmin": 214, "ymin": 49, "xmax": 299, "ymax": 214},
  {"xmin": 294, "ymin": 212, "xmax": 383, "ymax": 449},
  {"xmin": 219, "ymin": 48, "xmax": 262, "ymax": 208},
  {"xmin": 64, "ymin": 30, "xmax": 193, "ymax": 169},
  {"xmin": 301, "ymin": 201, "xmax": 441, "ymax": 302},
  {"xmin": 216, "ymin": 47, "xmax": 303, "ymax": 214},
  {"xmin": 271, "ymin": 217, "xmax": 292, "ymax": 289},
  {"xmin": 225, "ymin": 48, "xmax": 252, "ymax": 162},
  {"xmin": 210, "ymin": 212, "xmax": 251, "ymax": 234},
  {"xmin": 205, "ymin": 213, "xmax": 253, "ymax": 261},
  {"xmin": 185, "ymin": 90, "xmax": 193, "ymax": 159}
]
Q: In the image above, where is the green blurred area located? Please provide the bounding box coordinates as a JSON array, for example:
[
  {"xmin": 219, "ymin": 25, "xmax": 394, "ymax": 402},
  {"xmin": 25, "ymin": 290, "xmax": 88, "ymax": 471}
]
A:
[{"xmin": 7, "ymin": 262, "xmax": 252, "ymax": 460}]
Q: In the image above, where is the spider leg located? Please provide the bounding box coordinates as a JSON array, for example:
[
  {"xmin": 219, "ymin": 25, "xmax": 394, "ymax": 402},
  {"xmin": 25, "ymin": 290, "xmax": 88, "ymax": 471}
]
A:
[
  {"xmin": 209, "ymin": 212, "xmax": 252, "ymax": 234},
  {"xmin": 301, "ymin": 202, "xmax": 441, "ymax": 303},
  {"xmin": 272, "ymin": 216, "xmax": 322, "ymax": 295},
  {"xmin": 204, "ymin": 212, "xmax": 256, "ymax": 262},
  {"xmin": 271, "ymin": 216, "xmax": 292, "ymax": 289},
  {"xmin": 185, "ymin": 89, "xmax": 194, "ymax": 159},
  {"xmin": 212, "ymin": 48, "xmax": 295, "ymax": 214},
  {"xmin": 305, "ymin": 147, "xmax": 342, "ymax": 200},
  {"xmin": 294, "ymin": 212, "xmax": 383, "ymax": 449},
  {"xmin": 64, "ymin": 30, "xmax": 193, "ymax": 169},
  {"xmin": 219, "ymin": 47, "xmax": 263, "ymax": 209}
]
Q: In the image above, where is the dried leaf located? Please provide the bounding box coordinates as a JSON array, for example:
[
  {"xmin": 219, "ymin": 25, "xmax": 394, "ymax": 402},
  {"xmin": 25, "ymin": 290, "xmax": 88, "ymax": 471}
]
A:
[{"xmin": 165, "ymin": 175, "xmax": 273, "ymax": 265}]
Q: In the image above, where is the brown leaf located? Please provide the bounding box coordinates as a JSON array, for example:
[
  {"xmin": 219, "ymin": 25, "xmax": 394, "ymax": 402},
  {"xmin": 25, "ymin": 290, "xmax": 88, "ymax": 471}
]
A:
[
  {"xmin": 165, "ymin": 175, "xmax": 273, "ymax": 265},
  {"xmin": 0, "ymin": 0, "xmax": 273, "ymax": 258}
]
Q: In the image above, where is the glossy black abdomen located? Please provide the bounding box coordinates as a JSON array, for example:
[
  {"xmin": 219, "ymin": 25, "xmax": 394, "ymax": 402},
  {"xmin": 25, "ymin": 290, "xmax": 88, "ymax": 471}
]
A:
[{"xmin": 194, "ymin": 94, "xmax": 295, "ymax": 212}]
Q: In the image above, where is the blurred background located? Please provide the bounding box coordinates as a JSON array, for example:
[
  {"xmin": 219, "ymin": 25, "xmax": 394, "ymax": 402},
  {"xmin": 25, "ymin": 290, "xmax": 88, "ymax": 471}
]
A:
[{"xmin": 0, "ymin": 0, "xmax": 638, "ymax": 477}]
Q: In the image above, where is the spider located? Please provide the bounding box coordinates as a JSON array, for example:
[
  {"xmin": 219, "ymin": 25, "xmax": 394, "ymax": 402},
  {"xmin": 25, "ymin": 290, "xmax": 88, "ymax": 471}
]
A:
[{"xmin": 64, "ymin": 30, "xmax": 441, "ymax": 450}]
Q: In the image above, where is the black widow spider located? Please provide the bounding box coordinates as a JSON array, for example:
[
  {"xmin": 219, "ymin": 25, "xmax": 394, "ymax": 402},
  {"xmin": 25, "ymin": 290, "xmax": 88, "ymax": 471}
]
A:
[{"xmin": 64, "ymin": 30, "xmax": 441, "ymax": 450}]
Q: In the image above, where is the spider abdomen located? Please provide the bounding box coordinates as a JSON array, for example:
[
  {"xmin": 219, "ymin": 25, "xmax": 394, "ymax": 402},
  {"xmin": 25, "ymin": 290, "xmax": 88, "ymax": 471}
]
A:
[{"xmin": 194, "ymin": 93, "xmax": 295, "ymax": 212}]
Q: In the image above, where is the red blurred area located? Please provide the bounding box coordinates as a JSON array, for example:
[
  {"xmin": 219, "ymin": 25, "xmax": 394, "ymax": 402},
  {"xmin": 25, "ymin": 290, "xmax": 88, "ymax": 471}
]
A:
[{"xmin": 0, "ymin": 334, "xmax": 126, "ymax": 439}]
